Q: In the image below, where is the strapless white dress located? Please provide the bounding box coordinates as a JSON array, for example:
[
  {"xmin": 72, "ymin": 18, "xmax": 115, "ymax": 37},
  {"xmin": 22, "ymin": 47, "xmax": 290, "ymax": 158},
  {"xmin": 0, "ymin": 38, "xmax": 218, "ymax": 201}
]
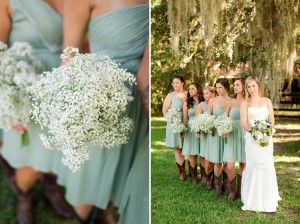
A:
[{"xmin": 241, "ymin": 106, "xmax": 281, "ymax": 212}]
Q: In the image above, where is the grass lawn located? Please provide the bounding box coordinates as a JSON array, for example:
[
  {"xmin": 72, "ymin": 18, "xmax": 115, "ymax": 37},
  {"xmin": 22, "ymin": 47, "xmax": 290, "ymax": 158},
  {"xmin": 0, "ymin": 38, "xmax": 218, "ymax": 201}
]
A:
[{"xmin": 151, "ymin": 117, "xmax": 300, "ymax": 224}]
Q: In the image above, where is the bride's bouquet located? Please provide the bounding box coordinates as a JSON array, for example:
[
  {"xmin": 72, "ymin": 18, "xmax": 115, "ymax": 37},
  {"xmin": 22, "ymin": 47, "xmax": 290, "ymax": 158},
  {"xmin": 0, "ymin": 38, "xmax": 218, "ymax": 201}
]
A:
[
  {"xmin": 250, "ymin": 120, "xmax": 276, "ymax": 147},
  {"xmin": 0, "ymin": 42, "xmax": 44, "ymax": 145},
  {"xmin": 214, "ymin": 113, "xmax": 233, "ymax": 144},
  {"xmin": 29, "ymin": 47, "xmax": 136, "ymax": 172},
  {"xmin": 166, "ymin": 108, "xmax": 186, "ymax": 134}
]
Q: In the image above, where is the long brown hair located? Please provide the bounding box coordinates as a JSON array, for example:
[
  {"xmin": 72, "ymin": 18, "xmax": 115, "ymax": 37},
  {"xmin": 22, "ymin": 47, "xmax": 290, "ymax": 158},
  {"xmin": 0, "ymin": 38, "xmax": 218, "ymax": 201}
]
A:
[
  {"xmin": 234, "ymin": 78, "xmax": 245, "ymax": 99},
  {"xmin": 186, "ymin": 83, "xmax": 203, "ymax": 108},
  {"xmin": 245, "ymin": 76, "xmax": 263, "ymax": 105}
]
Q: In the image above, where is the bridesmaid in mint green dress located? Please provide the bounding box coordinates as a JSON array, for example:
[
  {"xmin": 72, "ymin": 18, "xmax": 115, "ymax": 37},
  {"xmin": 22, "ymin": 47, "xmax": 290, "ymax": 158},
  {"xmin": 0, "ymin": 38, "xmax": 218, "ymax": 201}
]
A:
[
  {"xmin": 223, "ymin": 78, "xmax": 246, "ymax": 201},
  {"xmin": 162, "ymin": 76, "xmax": 187, "ymax": 181},
  {"xmin": 195, "ymin": 86, "xmax": 216, "ymax": 183},
  {"xmin": 60, "ymin": 1, "xmax": 149, "ymax": 223},
  {"xmin": 182, "ymin": 83, "xmax": 202, "ymax": 185},
  {"xmin": 0, "ymin": 0, "xmax": 72, "ymax": 223},
  {"xmin": 206, "ymin": 78, "xmax": 231, "ymax": 195}
]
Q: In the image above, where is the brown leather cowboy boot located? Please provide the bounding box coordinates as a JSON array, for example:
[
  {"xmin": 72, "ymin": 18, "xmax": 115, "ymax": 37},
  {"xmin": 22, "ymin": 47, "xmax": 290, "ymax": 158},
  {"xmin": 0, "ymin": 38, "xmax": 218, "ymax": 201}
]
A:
[
  {"xmin": 237, "ymin": 174, "xmax": 242, "ymax": 198},
  {"xmin": 40, "ymin": 174, "xmax": 73, "ymax": 218},
  {"xmin": 15, "ymin": 183, "xmax": 34, "ymax": 224},
  {"xmin": 206, "ymin": 171, "xmax": 213, "ymax": 189},
  {"xmin": 190, "ymin": 164, "xmax": 198, "ymax": 185},
  {"xmin": 222, "ymin": 170, "xmax": 229, "ymax": 194},
  {"xmin": 228, "ymin": 177, "xmax": 236, "ymax": 201},
  {"xmin": 0, "ymin": 154, "xmax": 14, "ymax": 179},
  {"xmin": 214, "ymin": 174, "xmax": 223, "ymax": 195},
  {"xmin": 176, "ymin": 161, "xmax": 187, "ymax": 181},
  {"xmin": 187, "ymin": 161, "xmax": 192, "ymax": 177},
  {"xmin": 200, "ymin": 165, "xmax": 206, "ymax": 184}
]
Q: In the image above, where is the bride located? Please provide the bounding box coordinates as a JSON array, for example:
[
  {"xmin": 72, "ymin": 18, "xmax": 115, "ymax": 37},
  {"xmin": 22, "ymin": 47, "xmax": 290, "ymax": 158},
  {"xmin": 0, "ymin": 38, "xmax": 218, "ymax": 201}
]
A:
[{"xmin": 240, "ymin": 76, "xmax": 281, "ymax": 212}]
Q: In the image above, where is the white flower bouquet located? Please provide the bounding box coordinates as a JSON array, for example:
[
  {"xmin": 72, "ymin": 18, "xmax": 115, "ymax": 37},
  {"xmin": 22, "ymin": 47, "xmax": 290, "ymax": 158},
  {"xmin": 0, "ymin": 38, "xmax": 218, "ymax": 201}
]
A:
[
  {"xmin": 250, "ymin": 120, "xmax": 276, "ymax": 147},
  {"xmin": 29, "ymin": 47, "xmax": 136, "ymax": 172},
  {"xmin": 214, "ymin": 113, "xmax": 233, "ymax": 144},
  {"xmin": 194, "ymin": 113, "xmax": 215, "ymax": 135},
  {"xmin": 166, "ymin": 108, "xmax": 186, "ymax": 134},
  {"xmin": 0, "ymin": 41, "xmax": 44, "ymax": 145}
]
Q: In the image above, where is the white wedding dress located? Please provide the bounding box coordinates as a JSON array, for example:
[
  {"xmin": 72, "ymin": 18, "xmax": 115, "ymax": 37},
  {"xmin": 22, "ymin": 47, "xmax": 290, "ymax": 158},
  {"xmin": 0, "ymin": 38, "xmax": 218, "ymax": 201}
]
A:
[{"xmin": 241, "ymin": 106, "xmax": 281, "ymax": 212}]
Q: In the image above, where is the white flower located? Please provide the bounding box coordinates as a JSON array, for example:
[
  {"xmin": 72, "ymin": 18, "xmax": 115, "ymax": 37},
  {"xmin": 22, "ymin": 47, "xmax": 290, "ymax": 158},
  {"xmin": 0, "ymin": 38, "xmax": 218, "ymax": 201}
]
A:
[
  {"xmin": 30, "ymin": 47, "xmax": 136, "ymax": 172},
  {"xmin": 0, "ymin": 41, "xmax": 42, "ymax": 130},
  {"xmin": 166, "ymin": 108, "xmax": 186, "ymax": 133}
]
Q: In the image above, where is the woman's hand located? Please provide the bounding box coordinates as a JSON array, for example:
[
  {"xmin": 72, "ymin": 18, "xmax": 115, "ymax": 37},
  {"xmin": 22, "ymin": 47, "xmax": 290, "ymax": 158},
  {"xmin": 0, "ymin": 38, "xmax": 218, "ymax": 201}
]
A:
[
  {"xmin": 196, "ymin": 132, "xmax": 200, "ymax": 139},
  {"xmin": 11, "ymin": 124, "xmax": 27, "ymax": 133}
]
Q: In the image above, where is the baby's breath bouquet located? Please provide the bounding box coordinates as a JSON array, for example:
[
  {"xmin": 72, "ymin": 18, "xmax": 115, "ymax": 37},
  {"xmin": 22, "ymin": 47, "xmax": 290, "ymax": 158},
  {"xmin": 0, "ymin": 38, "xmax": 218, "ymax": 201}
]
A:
[
  {"xmin": 214, "ymin": 113, "xmax": 233, "ymax": 144},
  {"xmin": 0, "ymin": 42, "xmax": 44, "ymax": 145},
  {"xmin": 166, "ymin": 108, "xmax": 186, "ymax": 134},
  {"xmin": 250, "ymin": 120, "xmax": 276, "ymax": 147},
  {"xmin": 29, "ymin": 47, "xmax": 136, "ymax": 172},
  {"xmin": 195, "ymin": 113, "xmax": 215, "ymax": 135}
]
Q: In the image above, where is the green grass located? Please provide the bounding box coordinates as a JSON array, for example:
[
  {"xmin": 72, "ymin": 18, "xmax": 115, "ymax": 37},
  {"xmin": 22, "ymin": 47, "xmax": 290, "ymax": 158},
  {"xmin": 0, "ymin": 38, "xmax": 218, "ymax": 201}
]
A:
[
  {"xmin": 151, "ymin": 117, "xmax": 300, "ymax": 224},
  {"xmin": 0, "ymin": 170, "xmax": 76, "ymax": 224}
]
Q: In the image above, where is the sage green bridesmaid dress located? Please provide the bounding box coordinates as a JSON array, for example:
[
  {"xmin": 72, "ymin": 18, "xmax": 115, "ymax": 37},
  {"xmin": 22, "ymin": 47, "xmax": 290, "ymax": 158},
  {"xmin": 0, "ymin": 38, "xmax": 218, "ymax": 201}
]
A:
[
  {"xmin": 199, "ymin": 102, "xmax": 208, "ymax": 157},
  {"xmin": 206, "ymin": 106, "xmax": 225, "ymax": 163},
  {"xmin": 182, "ymin": 102, "xmax": 200, "ymax": 156},
  {"xmin": 56, "ymin": 4, "xmax": 149, "ymax": 224},
  {"xmin": 165, "ymin": 92, "xmax": 184, "ymax": 148},
  {"xmin": 223, "ymin": 107, "xmax": 246, "ymax": 163},
  {"xmin": 1, "ymin": 0, "xmax": 63, "ymax": 173}
]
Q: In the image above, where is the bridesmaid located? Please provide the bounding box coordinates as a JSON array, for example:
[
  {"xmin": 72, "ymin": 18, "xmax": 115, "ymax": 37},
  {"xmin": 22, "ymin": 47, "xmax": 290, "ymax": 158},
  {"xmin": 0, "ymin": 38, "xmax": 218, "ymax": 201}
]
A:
[
  {"xmin": 195, "ymin": 86, "xmax": 216, "ymax": 184},
  {"xmin": 61, "ymin": 1, "xmax": 149, "ymax": 223},
  {"xmin": 206, "ymin": 78, "xmax": 231, "ymax": 195},
  {"xmin": 162, "ymin": 76, "xmax": 187, "ymax": 180},
  {"xmin": 182, "ymin": 83, "xmax": 202, "ymax": 184},
  {"xmin": 223, "ymin": 78, "xmax": 246, "ymax": 201},
  {"xmin": 0, "ymin": 0, "xmax": 72, "ymax": 223}
]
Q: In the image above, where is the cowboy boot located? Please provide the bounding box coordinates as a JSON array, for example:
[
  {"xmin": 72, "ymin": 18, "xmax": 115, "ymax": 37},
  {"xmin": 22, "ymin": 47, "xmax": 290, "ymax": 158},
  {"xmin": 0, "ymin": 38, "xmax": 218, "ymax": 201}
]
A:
[
  {"xmin": 228, "ymin": 177, "xmax": 236, "ymax": 201},
  {"xmin": 14, "ymin": 180, "xmax": 34, "ymax": 224},
  {"xmin": 237, "ymin": 174, "xmax": 242, "ymax": 198},
  {"xmin": 222, "ymin": 170, "xmax": 229, "ymax": 194},
  {"xmin": 93, "ymin": 206, "xmax": 118, "ymax": 224},
  {"xmin": 190, "ymin": 164, "xmax": 198, "ymax": 185},
  {"xmin": 40, "ymin": 174, "xmax": 73, "ymax": 218},
  {"xmin": 214, "ymin": 174, "xmax": 223, "ymax": 195},
  {"xmin": 200, "ymin": 165, "xmax": 206, "ymax": 184},
  {"xmin": 0, "ymin": 154, "xmax": 14, "ymax": 179},
  {"xmin": 206, "ymin": 171, "xmax": 213, "ymax": 189},
  {"xmin": 176, "ymin": 161, "xmax": 187, "ymax": 181},
  {"xmin": 187, "ymin": 161, "xmax": 192, "ymax": 177}
]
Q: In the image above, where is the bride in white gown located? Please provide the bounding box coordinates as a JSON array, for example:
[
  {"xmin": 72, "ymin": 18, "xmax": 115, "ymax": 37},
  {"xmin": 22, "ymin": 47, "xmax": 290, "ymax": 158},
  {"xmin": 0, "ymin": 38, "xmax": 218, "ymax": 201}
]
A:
[{"xmin": 240, "ymin": 76, "xmax": 281, "ymax": 212}]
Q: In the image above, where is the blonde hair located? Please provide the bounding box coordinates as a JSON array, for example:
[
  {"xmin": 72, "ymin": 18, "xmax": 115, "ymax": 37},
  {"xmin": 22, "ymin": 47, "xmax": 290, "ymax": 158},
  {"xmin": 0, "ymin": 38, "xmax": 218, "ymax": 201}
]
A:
[
  {"xmin": 245, "ymin": 76, "xmax": 263, "ymax": 105},
  {"xmin": 203, "ymin": 86, "xmax": 216, "ymax": 95}
]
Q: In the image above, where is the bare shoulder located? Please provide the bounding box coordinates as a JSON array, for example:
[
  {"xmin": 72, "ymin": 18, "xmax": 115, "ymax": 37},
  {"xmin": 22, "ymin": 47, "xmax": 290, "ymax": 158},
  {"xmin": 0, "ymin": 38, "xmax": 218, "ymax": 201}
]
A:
[{"xmin": 240, "ymin": 99, "xmax": 248, "ymax": 108}]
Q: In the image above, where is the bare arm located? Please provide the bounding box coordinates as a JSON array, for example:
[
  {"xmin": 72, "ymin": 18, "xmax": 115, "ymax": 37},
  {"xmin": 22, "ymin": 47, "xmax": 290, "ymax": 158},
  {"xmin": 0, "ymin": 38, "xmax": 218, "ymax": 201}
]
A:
[
  {"xmin": 183, "ymin": 102, "xmax": 188, "ymax": 126},
  {"xmin": 63, "ymin": 0, "xmax": 90, "ymax": 50},
  {"xmin": 162, "ymin": 93, "xmax": 172, "ymax": 117},
  {"xmin": 207, "ymin": 98, "xmax": 214, "ymax": 115},
  {"xmin": 0, "ymin": 0, "xmax": 11, "ymax": 43},
  {"xmin": 195, "ymin": 103, "xmax": 203, "ymax": 116},
  {"xmin": 266, "ymin": 98, "xmax": 275, "ymax": 125},
  {"xmin": 240, "ymin": 100, "xmax": 251, "ymax": 131},
  {"xmin": 136, "ymin": 40, "xmax": 149, "ymax": 118}
]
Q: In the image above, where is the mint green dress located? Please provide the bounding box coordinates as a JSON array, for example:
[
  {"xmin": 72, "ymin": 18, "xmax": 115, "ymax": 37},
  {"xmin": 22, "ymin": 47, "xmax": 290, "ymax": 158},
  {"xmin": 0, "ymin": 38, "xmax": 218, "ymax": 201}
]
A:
[
  {"xmin": 165, "ymin": 92, "xmax": 184, "ymax": 148},
  {"xmin": 199, "ymin": 102, "xmax": 208, "ymax": 157},
  {"xmin": 206, "ymin": 106, "xmax": 225, "ymax": 163},
  {"xmin": 223, "ymin": 107, "xmax": 246, "ymax": 163},
  {"xmin": 1, "ymin": 0, "xmax": 63, "ymax": 173},
  {"xmin": 182, "ymin": 102, "xmax": 200, "ymax": 156},
  {"xmin": 56, "ymin": 4, "xmax": 149, "ymax": 224}
]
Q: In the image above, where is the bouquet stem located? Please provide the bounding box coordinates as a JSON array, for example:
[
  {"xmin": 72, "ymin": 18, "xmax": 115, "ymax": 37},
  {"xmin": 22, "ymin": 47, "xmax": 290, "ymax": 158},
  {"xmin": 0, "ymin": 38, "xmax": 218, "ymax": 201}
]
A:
[
  {"xmin": 224, "ymin": 137, "xmax": 227, "ymax": 144},
  {"xmin": 21, "ymin": 131, "xmax": 29, "ymax": 147}
]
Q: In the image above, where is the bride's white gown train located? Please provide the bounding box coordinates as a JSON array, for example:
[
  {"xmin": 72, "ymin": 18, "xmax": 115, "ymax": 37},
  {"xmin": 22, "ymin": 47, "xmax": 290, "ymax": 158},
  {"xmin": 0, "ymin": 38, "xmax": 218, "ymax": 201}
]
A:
[{"xmin": 241, "ymin": 106, "xmax": 281, "ymax": 212}]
